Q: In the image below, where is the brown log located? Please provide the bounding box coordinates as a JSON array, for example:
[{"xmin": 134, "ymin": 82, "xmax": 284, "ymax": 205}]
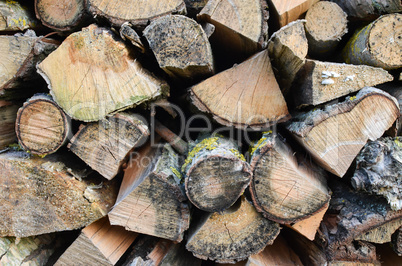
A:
[
  {"xmin": 0, "ymin": 151, "xmax": 117, "ymax": 237},
  {"xmin": 37, "ymin": 24, "xmax": 169, "ymax": 122},
  {"xmin": 287, "ymin": 87, "xmax": 400, "ymax": 177},
  {"xmin": 190, "ymin": 49, "xmax": 290, "ymax": 130},
  {"xmin": 143, "ymin": 15, "xmax": 214, "ymax": 80},
  {"xmin": 330, "ymin": 0, "xmax": 402, "ymax": 20},
  {"xmin": 342, "ymin": 13, "xmax": 402, "ymax": 70},
  {"xmin": 0, "ymin": 101, "xmax": 19, "ymax": 149},
  {"xmin": 16, "ymin": 93, "xmax": 71, "ymax": 156},
  {"xmin": 249, "ymin": 131, "xmax": 330, "ymax": 224},
  {"xmin": 186, "ymin": 196, "xmax": 280, "ymax": 263},
  {"xmin": 182, "ymin": 135, "xmax": 251, "ymax": 212},
  {"xmin": 0, "ymin": 0, "xmax": 36, "ymax": 31},
  {"xmin": 108, "ymin": 143, "xmax": 190, "ymax": 242},
  {"xmin": 68, "ymin": 112, "xmax": 149, "ymax": 180},
  {"xmin": 268, "ymin": 0, "xmax": 319, "ymax": 27}
]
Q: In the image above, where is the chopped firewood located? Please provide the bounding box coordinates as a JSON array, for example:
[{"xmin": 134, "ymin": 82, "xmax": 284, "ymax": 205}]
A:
[
  {"xmin": 268, "ymin": 0, "xmax": 319, "ymax": 27},
  {"xmin": 287, "ymin": 87, "xmax": 400, "ymax": 177},
  {"xmin": 55, "ymin": 217, "xmax": 138, "ymax": 265},
  {"xmin": 37, "ymin": 24, "xmax": 169, "ymax": 122},
  {"xmin": 330, "ymin": 0, "xmax": 402, "ymax": 20},
  {"xmin": 35, "ymin": 0, "xmax": 88, "ymax": 31},
  {"xmin": 186, "ymin": 196, "xmax": 280, "ymax": 263},
  {"xmin": 0, "ymin": 151, "xmax": 117, "ymax": 237},
  {"xmin": 267, "ymin": 20, "xmax": 308, "ymax": 96},
  {"xmin": 68, "ymin": 112, "xmax": 149, "ymax": 180},
  {"xmin": 0, "ymin": 101, "xmax": 19, "ymax": 149},
  {"xmin": 197, "ymin": 0, "xmax": 269, "ymax": 58},
  {"xmin": 249, "ymin": 131, "xmax": 330, "ymax": 224},
  {"xmin": 190, "ymin": 49, "xmax": 290, "ymax": 129},
  {"xmin": 0, "ymin": 30, "xmax": 57, "ymax": 101},
  {"xmin": 355, "ymin": 218, "xmax": 402, "ymax": 244},
  {"xmin": 305, "ymin": 1, "xmax": 348, "ymax": 58},
  {"xmin": 144, "ymin": 15, "xmax": 214, "ymax": 80},
  {"xmin": 392, "ymin": 227, "xmax": 402, "ymax": 256},
  {"xmin": 0, "ymin": 0, "xmax": 36, "ymax": 31},
  {"xmin": 380, "ymin": 83, "xmax": 402, "ymax": 137},
  {"xmin": 182, "ymin": 135, "xmax": 251, "ymax": 212},
  {"xmin": 119, "ymin": 22, "xmax": 145, "ymax": 53},
  {"xmin": 342, "ymin": 13, "xmax": 402, "ymax": 70},
  {"xmin": 87, "ymin": 0, "xmax": 186, "ymax": 28},
  {"xmin": 291, "ymin": 59, "xmax": 393, "ymax": 107},
  {"xmin": 108, "ymin": 143, "xmax": 190, "ymax": 242},
  {"xmin": 16, "ymin": 93, "xmax": 71, "ymax": 156},
  {"xmin": 184, "ymin": 0, "xmax": 208, "ymax": 17}
]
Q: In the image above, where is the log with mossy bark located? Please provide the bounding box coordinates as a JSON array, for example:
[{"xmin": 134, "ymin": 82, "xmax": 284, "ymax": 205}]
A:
[{"xmin": 0, "ymin": 0, "xmax": 36, "ymax": 31}]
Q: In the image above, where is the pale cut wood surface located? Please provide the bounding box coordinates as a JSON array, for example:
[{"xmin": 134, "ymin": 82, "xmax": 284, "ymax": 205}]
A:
[
  {"xmin": 269, "ymin": 0, "xmax": 319, "ymax": 27},
  {"xmin": 0, "ymin": 102, "xmax": 19, "ymax": 149},
  {"xmin": 0, "ymin": 0, "xmax": 36, "ymax": 31}
]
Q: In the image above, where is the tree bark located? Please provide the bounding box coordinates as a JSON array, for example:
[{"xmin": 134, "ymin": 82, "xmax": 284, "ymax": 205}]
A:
[
  {"xmin": 268, "ymin": 0, "xmax": 319, "ymax": 27},
  {"xmin": 0, "ymin": 101, "xmax": 19, "ymax": 149},
  {"xmin": 330, "ymin": 0, "xmax": 402, "ymax": 20},
  {"xmin": 0, "ymin": 0, "xmax": 36, "ymax": 31}
]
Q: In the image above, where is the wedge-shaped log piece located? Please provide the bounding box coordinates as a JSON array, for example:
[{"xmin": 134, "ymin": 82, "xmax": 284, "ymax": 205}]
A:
[
  {"xmin": 109, "ymin": 143, "xmax": 190, "ymax": 242},
  {"xmin": 250, "ymin": 131, "xmax": 330, "ymax": 224},
  {"xmin": 68, "ymin": 112, "xmax": 149, "ymax": 180},
  {"xmin": 342, "ymin": 13, "xmax": 402, "ymax": 70},
  {"xmin": 287, "ymin": 87, "xmax": 400, "ymax": 177},
  {"xmin": 292, "ymin": 59, "xmax": 393, "ymax": 107},
  {"xmin": 0, "ymin": 101, "xmax": 19, "ymax": 149},
  {"xmin": 351, "ymin": 137, "xmax": 402, "ymax": 211},
  {"xmin": 87, "ymin": 0, "xmax": 186, "ymax": 28},
  {"xmin": 143, "ymin": 15, "xmax": 214, "ymax": 80},
  {"xmin": 190, "ymin": 49, "xmax": 290, "ymax": 129},
  {"xmin": 37, "ymin": 24, "xmax": 169, "ymax": 122},
  {"xmin": 330, "ymin": 0, "xmax": 402, "ymax": 20},
  {"xmin": 55, "ymin": 217, "xmax": 138, "ymax": 265},
  {"xmin": 0, "ymin": 151, "xmax": 117, "ymax": 238},
  {"xmin": 197, "ymin": 0, "xmax": 268, "ymax": 57},
  {"xmin": 182, "ymin": 135, "xmax": 251, "ymax": 212},
  {"xmin": 0, "ymin": 0, "xmax": 36, "ymax": 31},
  {"xmin": 268, "ymin": 0, "xmax": 319, "ymax": 27},
  {"xmin": 16, "ymin": 94, "xmax": 71, "ymax": 156},
  {"xmin": 186, "ymin": 196, "xmax": 280, "ymax": 263}
]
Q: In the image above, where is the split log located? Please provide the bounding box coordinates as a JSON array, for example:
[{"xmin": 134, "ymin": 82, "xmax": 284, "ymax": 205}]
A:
[
  {"xmin": 182, "ymin": 135, "xmax": 251, "ymax": 212},
  {"xmin": 0, "ymin": 30, "xmax": 57, "ymax": 101},
  {"xmin": 37, "ymin": 24, "xmax": 169, "ymax": 122},
  {"xmin": 108, "ymin": 143, "xmax": 190, "ymax": 242},
  {"xmin": 287, "ymin": 87, "xmax": 400, "ymax": 177},
  {"xmin": 330, "ymin": 0, "xmax": 402, "ymax": 20},
  {"xmin": 87, "ymin": 0, "xmax": 186, "ymax": 28},
  {"xmin": 0, "ymin": 0, "xmax": 36, "ymax": 31},
  {"xmin": 342, "ymin": 13, "xmax": 402, "ymax": 70},
  {"xmin": 0, "ymin": 151, "xmax": 117, "ymax": 237},
  {"xmin": 68, "ymin": 112, "xmax": 149, "ymax": 180},
  {"xmin": 392, "ymin": 227, "xmax": 402, "ymax": 256},
  {"xmin": 190, "ymin": 49, "xmax": 290, "ymax": 129},
  {"xmin": 267, "ymin": 20, "xmax": 308, "ymax": 96},
  {"xmin": 143, "ymin": 15, "xmax": 214, "ymax": 80},
  {"xmin": 351, "ymin": 137, "xmax": 402, "ymax": 210},
  {"xmin": 16, "ymin": 93, "xmax": 71, "ymax": 156},
  {"xmin": 355, "ymin": 218, "xmax": 402, "ymax": 244},
  {"xmin": 0, "ymin": 101, "xmax": 19, "ymax": 149},
  {"xmin": 55, "ymin": 217, "xmax": 138, "ymax": 265},
  {"xmin": 268, "ymin": 0, "xmax": 319, "ymax": 27},
  {"xmin": 249, "ymin": 131, "xmax": 330, "ymax": 224},
  {"xmin": 292, "ymin": 59, "xmax": 393, "ymax": 107},
  {"xmin": 197, "ymin": 0, "xmax": 269, "ymax": 58},
  {"xmin": 305, "ymin": 1, "xmax": 348, "ymax": 58},
  {"xmin": 35, "ymin": 0, "xmax": 88, "ymax": 31},
  {"xmin": 186, "ymin": 196, "xmax": 281, "ymax": 263}
]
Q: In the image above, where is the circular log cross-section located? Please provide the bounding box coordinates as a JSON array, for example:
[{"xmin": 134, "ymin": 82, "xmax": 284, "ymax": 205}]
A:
[
  {"xmin": 182, "ymin": 136, "xmax": 252, "ymax": 212},
  {"xmin": 16, "ymin": 94, "xmax": 71, "ymax": 156}
]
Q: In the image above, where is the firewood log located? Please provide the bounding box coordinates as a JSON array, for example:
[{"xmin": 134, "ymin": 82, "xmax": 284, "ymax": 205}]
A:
[
  {"xmin": 305, "ymin": 1, "xmax": 348, "ymax": 58},
  {"xmin": 249, "ymin": 131, "xmax": 330, "ymax": 224},
  {"xmin": 342, "ymin": 13, "xmax": 402, "ymax": 70},
  {"xmin": 87, "ymin": 0, "xmax": 186, "ymax": 28},
  {"xmin": 34, "ymin": 0, "xmax": 88, "ymax": 31},
  {"xmin": 330, "ymin": 0, "xmax": 402, "ymax": 20},
  {"xmin": 16, "ymin": 93, "xmax": 71, "ymax": 156},
  {"xmin": 190, "ymin": 49, "xmax": 290, "ymax": 129},
  {"xmin": 0, "ymin": 0, "xmax": 36, "ymax": 31},
  {"xmin": 0, "ymin": 31, "xmax": 57, "ymax": 101},
  {"xmin": 68, "ymin": 112, "xmax": 149, "ymax": 180},
  {"xmin": 0, "ymin": 101, "xmax": 19, "ymax": 149},
  {"xmin": 197, "ymin": 0, "xmax": 269, "ymax": 58},
  {"xmin": 182, "ymin": 135, "xmax": 251, "ymax": 212},
  {"xmin": 392, "ymin": 227, "xmax": 402, "ymax": 256},
  {"xmin": 354, "ymin": 218, "xmax": 402, "ymax": 244},
  {"xmin": 55, "ymin": 217, "xmax": 138, "ymax": 265},
  {"xmin": 186, "ymin": 196, "xmax": 280, "ymax": 263},
  {"xmin": 108, "ymin": 143, "xmax": 190, "ymax": 242},
  {"xmin": 37, "ymin": 24, "xmax": 169, "ymax": 122},
  {"xmin": 143, "ymin": 15, "xmax": 214, "ymax": 80},
  {"xmin": 291, "ymin": 59, "xmax": 393, "ymax": 107},
  {"xmin": 380, "ymin": 83, "xmax": 402, "ymax": 137},
  {"xmin": 268, "ymin": 0, "xmax": 319, "ymax": 27},
  {"xmin": 287, "ymin": 87, "xmax": 400, "ymax": 177},
  {"xmin": 0, "ymin": 151, "xmax": 117, "ymax": 238}
]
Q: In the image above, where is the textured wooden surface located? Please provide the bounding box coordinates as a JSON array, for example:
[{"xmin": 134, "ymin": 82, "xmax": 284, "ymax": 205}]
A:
[
  {"xmin": 330, "ymin": 0, "xmax": 402, "ymax": 19},
  {"xmin": 269, "ymin": 0, "xmax": 319, "ymax": 27},
  {"xmin": 0, "ymin": 0, "xmax": 36, "ymax": 31}
]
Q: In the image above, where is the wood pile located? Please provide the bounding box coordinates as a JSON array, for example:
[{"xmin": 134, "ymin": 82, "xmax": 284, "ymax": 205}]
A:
[{"xmin": 0, "ymin": 0, "xmax": 401, "ymax": 265}]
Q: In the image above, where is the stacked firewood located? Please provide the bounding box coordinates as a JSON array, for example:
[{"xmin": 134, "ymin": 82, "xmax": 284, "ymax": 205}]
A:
[{"xmin": 0, "ymin": 0, "xmax": 401, "ymax": 265}]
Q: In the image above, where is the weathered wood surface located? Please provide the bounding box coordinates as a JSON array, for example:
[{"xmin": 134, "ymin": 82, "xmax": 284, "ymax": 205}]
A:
[
  {"xmin": 380, "ymin": 83, "xmax": 402, "ymax": 137},
  {"xmin": 268, "ymin": 0, "xmax": 319, "ymax": 27},
  {"xmin": 0, "ymin": 0, "xmax": 36, "ymax": 31},
  {"xmin": 330, "ymin": 0, "xmax": 402, "ymax": 20},
  {"xmin": 0, "ymin": 101, "xmax": 19, "ymax": 149},
  {"xmin": 119, "ymin": 22, "xmax": 145, "ymax": 53},
  {"xmin": 37, "ymin": 24, "xmax": 169, "ymax": 122}
]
